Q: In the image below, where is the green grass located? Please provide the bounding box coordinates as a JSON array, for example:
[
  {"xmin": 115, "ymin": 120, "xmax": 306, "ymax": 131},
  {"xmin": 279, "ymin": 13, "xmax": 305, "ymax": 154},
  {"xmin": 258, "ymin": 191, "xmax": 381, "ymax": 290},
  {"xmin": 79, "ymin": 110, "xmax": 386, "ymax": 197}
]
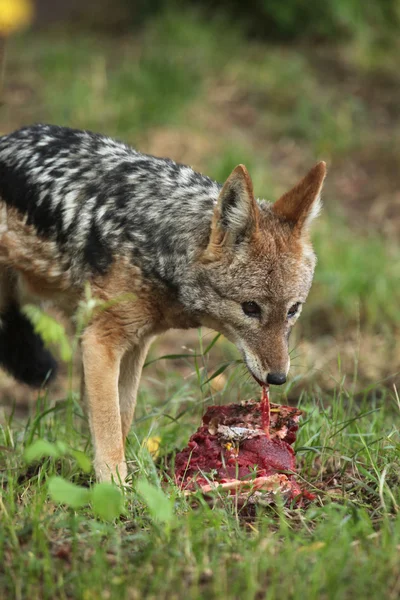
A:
[
  {"xmin": 7, "ymin": 10, "xmax": 240, "ymax": 137},
  {"xmin": 310, "ymin": 218, "xmax": 400, "ymax": 331},
  {"xmin": 1, "ymin": 357, "xmax": 400, "ymax": 600},
  {"xmin": 7, "ymin": 7, "xmax": 394, "ymax": 158}
]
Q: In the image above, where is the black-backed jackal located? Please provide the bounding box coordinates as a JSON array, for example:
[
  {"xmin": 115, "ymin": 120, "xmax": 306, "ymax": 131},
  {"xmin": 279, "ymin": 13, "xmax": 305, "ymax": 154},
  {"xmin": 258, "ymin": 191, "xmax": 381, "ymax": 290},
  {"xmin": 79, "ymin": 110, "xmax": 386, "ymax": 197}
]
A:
[{"xmin": 0, "ymin": 124, "xmax": 326, "ymax": 481}]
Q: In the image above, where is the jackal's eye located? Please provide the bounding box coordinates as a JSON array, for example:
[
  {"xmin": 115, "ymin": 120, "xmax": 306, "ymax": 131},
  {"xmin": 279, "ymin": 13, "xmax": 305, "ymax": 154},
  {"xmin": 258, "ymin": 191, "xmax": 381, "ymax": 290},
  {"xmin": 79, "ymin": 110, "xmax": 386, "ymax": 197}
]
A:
[
  {"xmin": 287, "ymin": 302, "xmax": 301, "ymax": 318},
  {"xmin": 242, "ymin": 301, "xmax": 261, "ymax": 318}
]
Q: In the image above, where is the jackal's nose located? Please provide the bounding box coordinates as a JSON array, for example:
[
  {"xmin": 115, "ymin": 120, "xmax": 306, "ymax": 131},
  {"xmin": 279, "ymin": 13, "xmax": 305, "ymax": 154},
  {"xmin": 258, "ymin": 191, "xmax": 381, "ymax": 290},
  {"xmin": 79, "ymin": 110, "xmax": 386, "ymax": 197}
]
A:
[{"xmin": 266, "ymin": 372, "xmax": 287, "ymax": 386}]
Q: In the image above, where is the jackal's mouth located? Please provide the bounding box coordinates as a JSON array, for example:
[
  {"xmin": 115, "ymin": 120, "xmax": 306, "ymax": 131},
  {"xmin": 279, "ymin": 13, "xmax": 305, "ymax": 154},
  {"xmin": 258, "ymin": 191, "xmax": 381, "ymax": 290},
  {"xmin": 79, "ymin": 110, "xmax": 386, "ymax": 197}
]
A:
[
  {"xmin": 249, "ymin": 371, "xmax": 264, "ymax": 387},
  {"xmin": 243, "ymin": 357, "xmax": 264, "ymax": 387}
]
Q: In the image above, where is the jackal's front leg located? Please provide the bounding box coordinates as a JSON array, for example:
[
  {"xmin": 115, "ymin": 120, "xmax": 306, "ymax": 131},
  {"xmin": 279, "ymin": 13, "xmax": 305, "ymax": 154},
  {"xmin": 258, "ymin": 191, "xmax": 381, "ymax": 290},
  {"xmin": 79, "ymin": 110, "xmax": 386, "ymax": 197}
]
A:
[
  {"xmin": 81, "ymin": 324, "xmax": 126, "ymax": 483},
  {"xmin": 119, "ymin": 337, "xmax": 154, "ymax": 445}
]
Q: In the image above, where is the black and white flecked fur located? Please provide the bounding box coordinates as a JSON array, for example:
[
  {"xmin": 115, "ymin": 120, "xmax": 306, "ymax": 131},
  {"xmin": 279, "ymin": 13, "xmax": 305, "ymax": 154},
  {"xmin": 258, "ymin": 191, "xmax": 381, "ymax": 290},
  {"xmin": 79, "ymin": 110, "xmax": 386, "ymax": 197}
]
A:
[{"xmin": 0, "ymin": 124, "xmax": 221, "ymax": 286}]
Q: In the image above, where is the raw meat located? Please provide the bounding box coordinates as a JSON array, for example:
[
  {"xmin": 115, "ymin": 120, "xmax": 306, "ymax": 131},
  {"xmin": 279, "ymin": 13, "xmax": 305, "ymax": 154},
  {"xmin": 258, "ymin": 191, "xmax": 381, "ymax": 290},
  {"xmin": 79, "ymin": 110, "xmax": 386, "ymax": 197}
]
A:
[{"xmin": 174, "ymin": 388, "xmax": 314, "ymax": 504}]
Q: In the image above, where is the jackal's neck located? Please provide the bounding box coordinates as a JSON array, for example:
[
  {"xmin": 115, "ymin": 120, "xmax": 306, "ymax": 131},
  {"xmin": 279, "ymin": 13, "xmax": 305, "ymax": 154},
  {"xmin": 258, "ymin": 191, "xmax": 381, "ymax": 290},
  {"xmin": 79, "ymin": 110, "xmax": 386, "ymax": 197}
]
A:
[{"xmin": 136, "ymin": 186, "xmax": 218, "ymax": 287}]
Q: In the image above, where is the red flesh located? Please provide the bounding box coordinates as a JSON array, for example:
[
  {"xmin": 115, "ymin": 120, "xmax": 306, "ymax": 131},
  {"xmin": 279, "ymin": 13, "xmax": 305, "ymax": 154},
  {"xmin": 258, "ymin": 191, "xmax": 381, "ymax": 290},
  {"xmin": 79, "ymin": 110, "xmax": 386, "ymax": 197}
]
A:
[
  {"xmin": 174, "ymin": 426, "xmax": 296, "ymax": 483},
  {"xmin": 174, "ymin": 393, "xmax": 314, "ymax": 502}
]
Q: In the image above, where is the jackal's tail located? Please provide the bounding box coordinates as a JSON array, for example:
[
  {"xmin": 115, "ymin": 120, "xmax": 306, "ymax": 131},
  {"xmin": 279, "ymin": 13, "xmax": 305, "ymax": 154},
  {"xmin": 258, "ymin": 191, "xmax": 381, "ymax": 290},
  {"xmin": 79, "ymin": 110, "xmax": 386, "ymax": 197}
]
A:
[{"xmin": 0, "ymin": 302, "xmax": 57, "ymax": 387}]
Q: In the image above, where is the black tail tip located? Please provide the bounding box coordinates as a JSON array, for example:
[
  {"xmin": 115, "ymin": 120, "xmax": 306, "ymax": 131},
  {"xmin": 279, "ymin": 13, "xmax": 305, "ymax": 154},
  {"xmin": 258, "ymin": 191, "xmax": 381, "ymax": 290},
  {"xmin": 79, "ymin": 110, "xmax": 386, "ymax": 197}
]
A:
[
  {"xmin": 0, "ymin": 303, "xmax": 58, "ymax": 388},
  {"xmin": 15, "ymin": 347, "xmax": 58, "ymax": 388}
]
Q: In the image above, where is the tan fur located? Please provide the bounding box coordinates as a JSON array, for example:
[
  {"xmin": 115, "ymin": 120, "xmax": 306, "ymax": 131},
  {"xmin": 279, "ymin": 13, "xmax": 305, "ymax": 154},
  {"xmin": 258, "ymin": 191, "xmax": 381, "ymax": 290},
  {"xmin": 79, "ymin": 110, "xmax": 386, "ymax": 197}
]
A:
[
  {"xmin": 0, "ymin": 203, "xmax": 77, "ymax": 314},
  {"xmin": 0, "ymin": 205, "xmax": 69, "ymax": 282},
  {"xmin": 81, "ymin": 326, "xmax": 126, "ymax": 481},
  {"xmin": 201, "ymin": 164, "xmax": 259, "ymax": 263},
  {"xmin": 119, "ymin": 338, "xmax": 154, "ymax": 444},
  {"xmin": 272, "ymin": 161, "xmax": 326, "ymax": 230}
]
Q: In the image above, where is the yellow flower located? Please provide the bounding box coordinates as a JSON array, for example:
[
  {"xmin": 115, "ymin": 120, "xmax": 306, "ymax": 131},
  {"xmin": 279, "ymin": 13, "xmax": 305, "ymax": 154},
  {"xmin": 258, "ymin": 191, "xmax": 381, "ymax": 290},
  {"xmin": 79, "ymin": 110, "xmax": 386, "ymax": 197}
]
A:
[
  {"xmin": 144, "ymin": 436, "xmax": 161, "ymax": 458},
  {"xmin": 0, "ymin": 0, "xmax": 33, "ymax": 36}
]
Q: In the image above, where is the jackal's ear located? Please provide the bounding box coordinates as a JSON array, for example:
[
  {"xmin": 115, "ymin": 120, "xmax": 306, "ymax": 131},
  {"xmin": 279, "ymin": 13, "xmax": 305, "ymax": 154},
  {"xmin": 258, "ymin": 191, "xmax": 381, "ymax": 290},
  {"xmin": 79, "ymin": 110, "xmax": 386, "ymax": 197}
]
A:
[
  {"xmin": 203, "ymin": 165, "xmax": 258, "ymax": 260},
  {"xmin": 272, "ymin": 162, "xmax": 326, "ymax": 232}
]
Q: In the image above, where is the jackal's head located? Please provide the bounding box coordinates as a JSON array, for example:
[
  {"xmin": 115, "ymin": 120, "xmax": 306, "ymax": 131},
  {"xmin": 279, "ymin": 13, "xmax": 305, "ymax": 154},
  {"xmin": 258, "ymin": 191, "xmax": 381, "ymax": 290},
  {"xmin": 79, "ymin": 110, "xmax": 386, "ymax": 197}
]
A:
[{"xmin": 182, "ymin": 162, "xmax": 326, "ymax": 386}]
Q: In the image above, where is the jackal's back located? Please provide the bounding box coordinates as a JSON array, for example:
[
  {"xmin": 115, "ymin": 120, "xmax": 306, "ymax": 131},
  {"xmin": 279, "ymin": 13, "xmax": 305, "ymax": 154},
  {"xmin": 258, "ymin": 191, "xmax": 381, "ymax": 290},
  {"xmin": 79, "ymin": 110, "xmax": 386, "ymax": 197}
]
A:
[{"xmin": 0, "ymin": 124, "xmax": 220, "ymax": 282}]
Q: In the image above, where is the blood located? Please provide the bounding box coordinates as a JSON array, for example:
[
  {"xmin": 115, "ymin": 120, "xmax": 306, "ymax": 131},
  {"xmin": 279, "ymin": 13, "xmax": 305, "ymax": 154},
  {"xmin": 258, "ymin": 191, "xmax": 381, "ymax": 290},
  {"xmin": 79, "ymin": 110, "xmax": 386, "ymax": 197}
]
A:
[{"xmin": 261, "ymin": 385, "xmax": 270, "ymax": 437}]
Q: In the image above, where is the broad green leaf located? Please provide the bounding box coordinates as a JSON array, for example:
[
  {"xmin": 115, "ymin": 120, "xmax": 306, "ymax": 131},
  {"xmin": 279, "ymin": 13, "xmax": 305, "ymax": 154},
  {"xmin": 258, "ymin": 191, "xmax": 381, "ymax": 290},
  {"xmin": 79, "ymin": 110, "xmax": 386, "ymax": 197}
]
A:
[
  {"xmin": 91, "ymin": 483, "xmax": 124, "ymax": 521},
  {"xmin": 136, "ymin": 479, "xmax": 174, "ymax": 524},
  {"xmin": 48, "ymin": 477, "xmax": 91, "ymax": 508},
  {"xmin": 71, "ymin": 450, "xmax": 92, "ymax": 473},
  {"xmin": 25, "ymin": 439, "xmax": 61, "ymax": 463},
  {"xmin": 56, "ymin": 441, "xmax": 69, "ymax": 455}
]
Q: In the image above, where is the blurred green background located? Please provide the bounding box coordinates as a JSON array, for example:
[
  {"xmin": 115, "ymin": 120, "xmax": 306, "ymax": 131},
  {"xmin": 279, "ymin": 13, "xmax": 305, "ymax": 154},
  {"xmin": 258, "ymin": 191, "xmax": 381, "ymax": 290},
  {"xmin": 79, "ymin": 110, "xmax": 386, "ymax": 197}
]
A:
[{"xmin": 0, "ymin": 0, "xmax": 399, "ymax": 410}]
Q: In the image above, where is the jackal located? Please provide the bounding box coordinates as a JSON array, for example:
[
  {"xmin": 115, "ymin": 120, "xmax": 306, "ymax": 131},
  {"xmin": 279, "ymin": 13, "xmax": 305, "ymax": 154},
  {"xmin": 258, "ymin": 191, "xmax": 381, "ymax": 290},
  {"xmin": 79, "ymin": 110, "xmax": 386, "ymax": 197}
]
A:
[{"xmin": 0, "ymin": 124, "xmax": 326, "ymax": 481}]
